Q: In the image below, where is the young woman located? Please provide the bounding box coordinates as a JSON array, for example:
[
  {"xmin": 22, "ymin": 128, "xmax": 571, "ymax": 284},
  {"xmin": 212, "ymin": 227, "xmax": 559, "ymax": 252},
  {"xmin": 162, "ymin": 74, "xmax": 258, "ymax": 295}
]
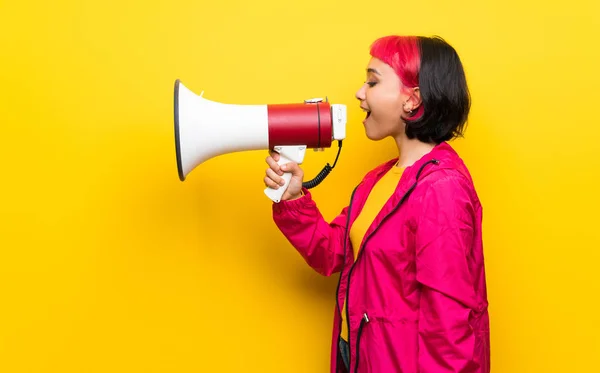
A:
[{"xmin": 264, "ymin": 35, "xmax": 490, "ymax": 373}]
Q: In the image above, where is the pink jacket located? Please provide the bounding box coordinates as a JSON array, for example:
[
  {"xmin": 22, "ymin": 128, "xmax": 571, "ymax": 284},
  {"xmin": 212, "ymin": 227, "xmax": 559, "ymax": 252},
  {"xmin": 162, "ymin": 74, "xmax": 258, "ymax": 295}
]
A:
[{"xmin": 272, "ymin": 142, "xmax": 490, "ymax": 372}]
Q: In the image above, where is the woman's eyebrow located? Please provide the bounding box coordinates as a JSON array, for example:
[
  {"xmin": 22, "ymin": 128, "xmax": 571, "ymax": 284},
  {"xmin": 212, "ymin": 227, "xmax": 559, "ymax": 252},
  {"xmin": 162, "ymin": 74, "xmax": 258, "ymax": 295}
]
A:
[{"xmin": 367, "ymin": 68, "xmax": 381, "ymax": 76}]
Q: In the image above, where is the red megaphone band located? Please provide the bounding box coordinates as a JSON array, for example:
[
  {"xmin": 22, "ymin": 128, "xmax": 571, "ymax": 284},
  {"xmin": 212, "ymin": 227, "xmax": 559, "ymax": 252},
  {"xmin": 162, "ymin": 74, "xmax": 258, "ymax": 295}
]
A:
[{"xmin": 267, "ymin": 101, "xmax": 333, "ymax": 149}]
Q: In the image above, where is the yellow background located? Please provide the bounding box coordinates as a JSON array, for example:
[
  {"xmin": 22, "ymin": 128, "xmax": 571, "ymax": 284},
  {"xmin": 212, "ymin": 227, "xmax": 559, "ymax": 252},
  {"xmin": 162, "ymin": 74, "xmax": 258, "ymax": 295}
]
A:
[{"xmin": 1, "ymin": 0, "xmax": 599, "ymax": 372}]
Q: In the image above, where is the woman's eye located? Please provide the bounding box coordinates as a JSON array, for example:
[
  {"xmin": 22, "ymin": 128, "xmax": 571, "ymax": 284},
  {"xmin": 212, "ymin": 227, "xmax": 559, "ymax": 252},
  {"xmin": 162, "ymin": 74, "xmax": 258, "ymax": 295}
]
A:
[{"xmin": 366, "ymin": 81, "xmax": 377, "ymax": 87}]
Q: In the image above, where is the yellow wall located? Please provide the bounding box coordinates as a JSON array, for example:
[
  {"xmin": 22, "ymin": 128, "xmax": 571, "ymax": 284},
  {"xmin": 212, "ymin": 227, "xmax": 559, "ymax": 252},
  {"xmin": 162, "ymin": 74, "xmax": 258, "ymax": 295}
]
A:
[{"xmin": 1, "ymin": 0, "xmax": 599, "ymax": 372}]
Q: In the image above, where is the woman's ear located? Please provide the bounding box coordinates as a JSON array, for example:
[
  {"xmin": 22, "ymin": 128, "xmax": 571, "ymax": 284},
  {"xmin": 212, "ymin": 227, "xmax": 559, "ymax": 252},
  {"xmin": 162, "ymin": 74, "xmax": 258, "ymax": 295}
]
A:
[
  {"xmin": 402, "ymin": 87, "xmax": 422, "ymax": 115},
  {"xmin": 407, "ymin": 87, "xmax": 422, "ymax": 112}
]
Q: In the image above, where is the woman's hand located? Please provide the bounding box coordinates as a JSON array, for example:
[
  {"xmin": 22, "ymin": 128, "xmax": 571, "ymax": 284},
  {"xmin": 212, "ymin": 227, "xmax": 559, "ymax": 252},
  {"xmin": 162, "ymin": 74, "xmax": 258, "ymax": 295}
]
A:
[{"xmin": 264, "ymin": 151, "xmax": 305, "ymax": 201}]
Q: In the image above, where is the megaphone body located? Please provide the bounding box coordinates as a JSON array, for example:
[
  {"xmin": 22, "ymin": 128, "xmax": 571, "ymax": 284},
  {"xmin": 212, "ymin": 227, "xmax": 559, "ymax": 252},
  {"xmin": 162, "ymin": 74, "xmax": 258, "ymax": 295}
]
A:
[{"xmin": 174, "ymin": 79, "xmax": 347, "ymax": 203}]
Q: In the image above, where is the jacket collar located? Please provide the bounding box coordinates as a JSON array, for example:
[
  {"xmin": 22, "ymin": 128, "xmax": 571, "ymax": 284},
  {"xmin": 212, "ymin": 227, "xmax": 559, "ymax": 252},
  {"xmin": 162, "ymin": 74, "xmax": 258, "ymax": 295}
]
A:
[
  {"xmin": 348, "ymin": 142, "xmax": 467, "ymax": 249},
  {"xmin": 364, "ymin": 141, "xmax": 465, "ymax": 184}
]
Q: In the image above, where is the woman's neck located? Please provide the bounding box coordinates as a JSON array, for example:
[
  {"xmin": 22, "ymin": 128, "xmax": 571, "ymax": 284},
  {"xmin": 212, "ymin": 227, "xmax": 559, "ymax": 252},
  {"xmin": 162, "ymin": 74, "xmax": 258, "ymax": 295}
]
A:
[{"xmin": 395, "ymin": 135, "xmax": 436, "ymax": 168}]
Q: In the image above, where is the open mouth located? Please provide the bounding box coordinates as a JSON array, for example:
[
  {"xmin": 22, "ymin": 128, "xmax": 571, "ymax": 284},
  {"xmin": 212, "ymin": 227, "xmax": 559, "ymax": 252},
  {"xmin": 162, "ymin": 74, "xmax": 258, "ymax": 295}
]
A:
[{"xmin": 362, "ymin": 107, "xmax": 371, "ymax": 118}]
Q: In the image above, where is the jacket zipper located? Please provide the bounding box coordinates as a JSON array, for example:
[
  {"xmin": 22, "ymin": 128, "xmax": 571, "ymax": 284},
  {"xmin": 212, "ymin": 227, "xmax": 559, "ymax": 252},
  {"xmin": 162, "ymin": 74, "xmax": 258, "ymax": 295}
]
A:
[
  {"xmin": 334, "ymin": 185, "xmax": 359, "ymax": 371},
  {"xmin": 353, "ymin": 313, "xmax": 370, "ymax": 373},
  {"xmin": 345, "ymin": 159, "xmax": 439, "ymax": 372}
]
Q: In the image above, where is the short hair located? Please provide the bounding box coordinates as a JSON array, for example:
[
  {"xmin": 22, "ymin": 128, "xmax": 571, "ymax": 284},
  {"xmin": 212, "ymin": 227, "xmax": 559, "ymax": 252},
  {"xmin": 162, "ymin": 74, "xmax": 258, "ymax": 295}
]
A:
[{"xmin": 369, "ymin": 35, "xmax": 471, "ymax": 144}]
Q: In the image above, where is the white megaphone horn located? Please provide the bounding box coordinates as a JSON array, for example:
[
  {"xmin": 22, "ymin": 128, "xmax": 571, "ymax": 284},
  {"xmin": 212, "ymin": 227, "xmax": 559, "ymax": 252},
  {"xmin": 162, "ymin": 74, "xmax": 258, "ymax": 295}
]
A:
[{"xmin": 173, "ymin": 79, "xmax": 347, "ymax": 203}]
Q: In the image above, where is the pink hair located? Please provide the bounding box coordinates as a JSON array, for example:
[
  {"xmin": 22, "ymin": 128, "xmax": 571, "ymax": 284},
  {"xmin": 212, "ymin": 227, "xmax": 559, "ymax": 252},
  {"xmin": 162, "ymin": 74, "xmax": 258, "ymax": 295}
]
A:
[{"xmin": 369, "ymin": 35, "xmax": 423, "ymax": 119}]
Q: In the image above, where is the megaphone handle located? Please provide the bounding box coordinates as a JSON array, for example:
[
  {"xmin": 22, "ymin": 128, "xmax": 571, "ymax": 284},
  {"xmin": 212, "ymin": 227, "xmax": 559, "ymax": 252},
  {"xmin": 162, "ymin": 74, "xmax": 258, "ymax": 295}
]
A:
[
  {"xmin": 264, "ymin": 145, "xmax": 306, "ymax": 203},
  {"xmin": 264, "ymin": 155, "xmax": 293, "ymax": 203}
]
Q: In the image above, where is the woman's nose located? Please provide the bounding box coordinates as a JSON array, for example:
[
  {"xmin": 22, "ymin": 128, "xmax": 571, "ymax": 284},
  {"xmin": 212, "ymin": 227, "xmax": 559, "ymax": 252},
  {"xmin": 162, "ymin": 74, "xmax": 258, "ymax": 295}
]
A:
[{"xmin": 355, "ymin": 84, "xmax": 366, "ymax": 101}]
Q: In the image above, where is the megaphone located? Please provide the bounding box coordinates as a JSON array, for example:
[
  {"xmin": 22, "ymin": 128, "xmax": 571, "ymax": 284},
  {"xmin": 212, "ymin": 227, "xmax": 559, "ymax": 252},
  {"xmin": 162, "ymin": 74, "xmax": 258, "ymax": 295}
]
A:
[{"xmin": 173, "ymin": 79, "xmax": 347, "ymax": 203}]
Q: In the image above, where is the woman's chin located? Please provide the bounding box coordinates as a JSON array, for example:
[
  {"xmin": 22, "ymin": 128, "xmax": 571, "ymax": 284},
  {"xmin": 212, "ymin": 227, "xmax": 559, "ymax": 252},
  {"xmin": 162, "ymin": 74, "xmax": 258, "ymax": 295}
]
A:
[
  {"xmin": 363, "ymin": 117, "xmax": 390, "ymax": 141},
  {"xmin": 364, "ymin": 127, "xmax": 386, "ymax": 141}
]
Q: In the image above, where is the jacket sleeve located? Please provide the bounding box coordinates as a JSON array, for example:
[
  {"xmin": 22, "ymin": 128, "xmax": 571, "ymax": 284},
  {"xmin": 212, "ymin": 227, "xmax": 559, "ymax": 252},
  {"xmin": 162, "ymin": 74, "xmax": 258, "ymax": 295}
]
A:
[
  {"xmin": 415, "ymin": 173, "xmax": 482, "ymax": 372},
  {"xmin": 272, "ymin": 187, "xmax": 349, "ymax": 277}
]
